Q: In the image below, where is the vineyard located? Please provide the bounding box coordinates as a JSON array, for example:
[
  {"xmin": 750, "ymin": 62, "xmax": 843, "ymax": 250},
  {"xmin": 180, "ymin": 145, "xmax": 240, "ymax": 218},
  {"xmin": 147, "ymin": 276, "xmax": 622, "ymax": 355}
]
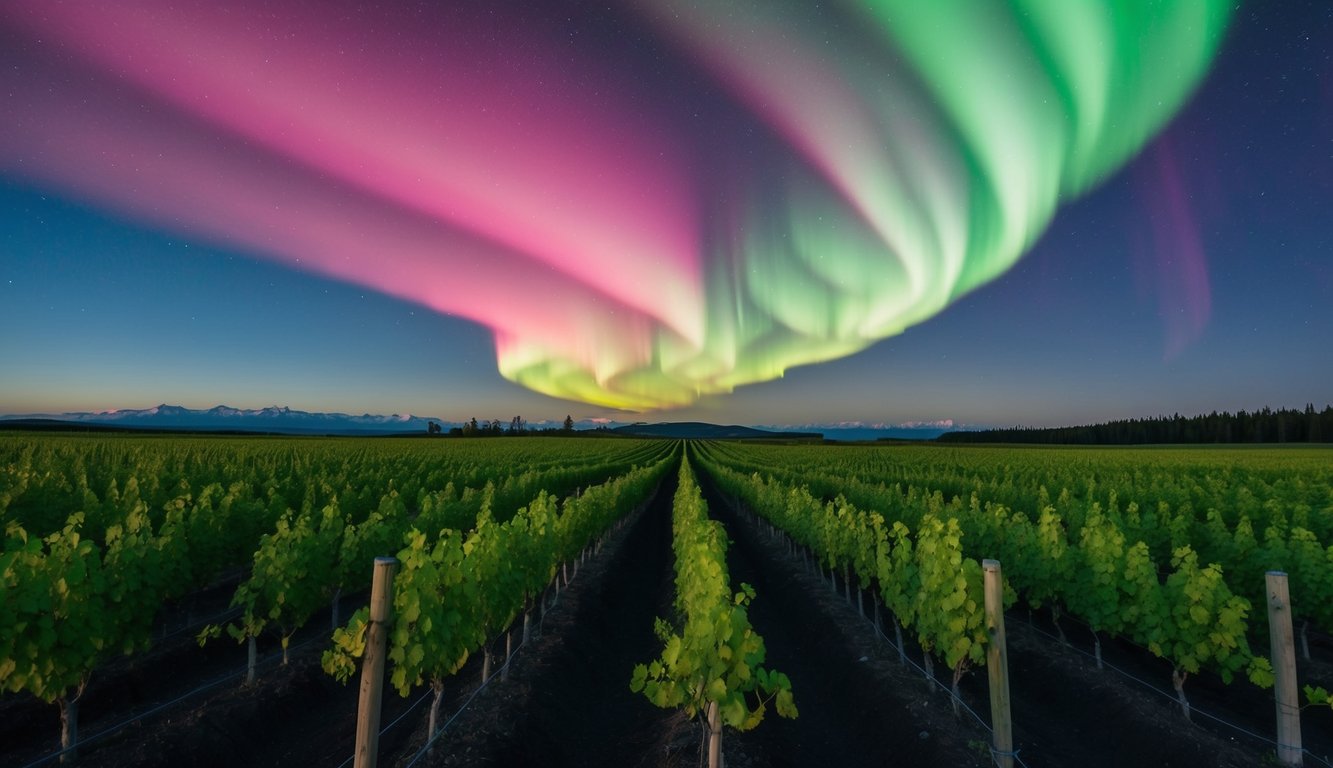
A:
[{"xmin": 2, "ymin": 433, "xmax": 1331, "ymax": 766}]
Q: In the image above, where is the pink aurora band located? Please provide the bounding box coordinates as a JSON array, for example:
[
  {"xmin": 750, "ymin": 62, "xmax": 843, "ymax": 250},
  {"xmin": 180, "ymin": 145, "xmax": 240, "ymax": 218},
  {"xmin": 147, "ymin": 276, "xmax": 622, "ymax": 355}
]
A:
[{"xmin": 0, "ymin": 1, "xmax": 1230, "ymax": 410}]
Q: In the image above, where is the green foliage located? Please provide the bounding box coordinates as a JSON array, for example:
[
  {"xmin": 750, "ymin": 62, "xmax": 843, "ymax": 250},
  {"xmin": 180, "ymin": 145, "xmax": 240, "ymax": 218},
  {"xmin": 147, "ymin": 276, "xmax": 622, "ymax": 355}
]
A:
[
  {"xmin": 696, "ymin": 448, "xmax": 990, "ymax": 677},
  {"xmin": 1305, "ymin": 685, "xmax": 1333, "ymax": 710},
  {"xmin": 4, "ymin": 432, "xmax": 1326, "ymax": 731},
  {"xmin": 386, "ymin": 528, "xmax": 476, "ymax": 695},
  {"xmin": 1028, "ymin": 507, "xmax": 1072, "ymax": 612},
  {"xmin": 335, "ymin": 494, "xmax": 408, "ymax": 593},
  {"xmin": 878, "ymin": 521, "xmax": 918, "ymax": 631},
  {"xmin": 0, "ymin": 517, "xmax": 112, "ymax": 704},
  {"xmin": 322, "ymin": 608, "xmax": 370, "ymax": 683},
  {"xmin": 1119, "ymin": 541, "xmax": 1166, "ymax": 647},
  {"xmin": 0, "ymin": 431, "xmax": 676, "ymax": 755},
  {"xmin": 325, "ymin": 448, "xmax": 675, "ymax": 697},
  {"xmin": 912, "ymin": 515, "xmax": 986, "ymax": 673},
  {"xmin": 216, "ymin": 502, "xmax": 344, "ymax": 652},
  {"xmin": 1282, "ymin": 528, "xmax": 1333, "ymax": 630},
  {"xmin": 696, "ymin": 439, "xmax": 1332, "ymax": 691},
  {"xmin": 101, "ymin": 503, "xmax": 169, "ymax": 657},
  {"xmin": 1247, "ymin": 655, "xmax": 1275, "ymax": 689},
  {"xmin": 1067, "ymin": 504, "xmax": 1129, "ymax": 636},
  {"xmin": 1154, "ymin": 546, "xmax": 1266, "ymax": 686},
  {"xmin": 632, "ymin": 459, "xmax": 796, "ymax": 731}
]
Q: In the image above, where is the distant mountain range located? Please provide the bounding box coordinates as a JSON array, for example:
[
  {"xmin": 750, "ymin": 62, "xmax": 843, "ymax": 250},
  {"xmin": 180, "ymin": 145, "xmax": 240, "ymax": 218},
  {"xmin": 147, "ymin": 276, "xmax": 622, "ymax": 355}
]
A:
[
  {"xmin": 0, "ymin": 404, "xmax": 958, "ymax": 440},
  {"xmin": 0, "ymin": 404, "xmax": 443, "ymax": 435}
]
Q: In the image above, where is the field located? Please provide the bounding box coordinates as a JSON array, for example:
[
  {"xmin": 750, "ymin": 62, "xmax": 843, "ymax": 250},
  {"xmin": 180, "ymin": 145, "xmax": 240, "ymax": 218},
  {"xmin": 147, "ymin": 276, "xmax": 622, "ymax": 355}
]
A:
[{"xmin": 3, "ymin": 433, "xmax": 1332, "ymax": 767}]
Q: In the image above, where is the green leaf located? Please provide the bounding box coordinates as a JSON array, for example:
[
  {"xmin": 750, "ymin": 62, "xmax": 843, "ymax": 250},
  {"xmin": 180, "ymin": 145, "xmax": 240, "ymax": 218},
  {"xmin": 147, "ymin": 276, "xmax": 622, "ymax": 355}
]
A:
[
  {"xmin": 719, "ymin": 695, "xmax": 746, "ymax": 728},
  {"xmin": 706, "ymin": 677, "xmax": 727, "ymax": 701},
  {"xmin": 775, "ymin": 687, "xmax": 799, "ymax": 719},
  {"xmin": 1304, "ymin": 685, "xmax": 1332, "ymax": 709}
]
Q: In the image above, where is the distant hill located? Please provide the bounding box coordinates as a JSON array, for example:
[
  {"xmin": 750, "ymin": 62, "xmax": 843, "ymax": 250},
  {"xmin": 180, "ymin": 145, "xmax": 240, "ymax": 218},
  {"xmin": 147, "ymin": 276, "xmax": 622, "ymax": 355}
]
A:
[{"xmin": 610, "ymin": 422, "xmax": 820, "ymax": 440}]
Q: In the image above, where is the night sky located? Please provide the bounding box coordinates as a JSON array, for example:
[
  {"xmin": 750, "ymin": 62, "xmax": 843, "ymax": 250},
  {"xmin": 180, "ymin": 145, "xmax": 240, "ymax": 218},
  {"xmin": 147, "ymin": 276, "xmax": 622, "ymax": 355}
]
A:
[{"xmin": 1, "ymin": 1, "xmax": 1329, "ymax": 428}]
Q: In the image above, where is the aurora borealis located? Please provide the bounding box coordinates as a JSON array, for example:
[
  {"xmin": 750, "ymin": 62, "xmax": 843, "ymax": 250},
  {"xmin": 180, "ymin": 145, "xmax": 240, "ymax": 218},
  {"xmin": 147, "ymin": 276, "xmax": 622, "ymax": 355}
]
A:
[{"xmin": 2, "ymin": 2, "xmax": 1330, "ymax": 424}]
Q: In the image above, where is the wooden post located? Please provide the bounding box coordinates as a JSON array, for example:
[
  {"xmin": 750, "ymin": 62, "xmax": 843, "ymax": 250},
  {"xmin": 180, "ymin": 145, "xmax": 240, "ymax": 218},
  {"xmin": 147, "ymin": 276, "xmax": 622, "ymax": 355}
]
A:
[
  {"xmin": 354, "ymin": 557, "xmax": 397, "ymax": 768},
  {"xmin": 1266, "ymin": 571, "xmax": 1303, "ymax": 766},
  {"xmin": 983, "ymin": 560, "xmax": 1014, "ymax": 768}
]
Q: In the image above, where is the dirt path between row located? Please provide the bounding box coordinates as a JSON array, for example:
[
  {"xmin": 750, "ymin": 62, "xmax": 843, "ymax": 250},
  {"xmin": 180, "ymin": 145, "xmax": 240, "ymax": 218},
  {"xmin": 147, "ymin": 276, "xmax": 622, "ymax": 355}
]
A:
[{"xmin": 420, "ymin": 470, "xmax": 682, "ymax": 767}]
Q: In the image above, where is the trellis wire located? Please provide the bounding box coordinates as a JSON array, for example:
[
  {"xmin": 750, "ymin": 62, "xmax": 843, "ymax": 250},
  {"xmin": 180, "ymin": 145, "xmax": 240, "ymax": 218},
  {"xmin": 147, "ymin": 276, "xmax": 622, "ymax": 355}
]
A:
[
  {"xmin": 399, "ymin": 633, "xmax": 530, "ymax": 768},
  {"xmin": 350, "ymin": 511, "xmax": 625, "ymax": 767},
  {"xmin": 862, "ymin": 597, "xmax": 1032, "ymax": 768},
  {"xmin": 743, "ymin": 505, "xmax": 1033, "ymax": 768},
  {"xmin": 152, "ymin": 604, "xmax": 244, "ymax": 643},
  {"xmin": 1018, "ymin": 618, "xmax": 1332, "ymax": 768},
  {"xmin": 332, "ymin": 689, "xmax": 435, "ymax": 768},
  {"xmin": 745, "ymin": 494, "xmax": 1333, "ymax": 768},
  {"xmin": 20, "ymin": 632, "xmax": 327, "ymax": 768}
]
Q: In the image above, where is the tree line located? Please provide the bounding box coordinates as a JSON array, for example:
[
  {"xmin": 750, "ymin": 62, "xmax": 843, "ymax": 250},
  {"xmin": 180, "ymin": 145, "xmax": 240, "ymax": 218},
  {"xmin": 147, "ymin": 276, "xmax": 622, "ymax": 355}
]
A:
[
  {"xmin": 938, "ymin": 404, "xmax": 1333, "ymax": 445},
  {"xmin": 427, "ymin": 415, "xmax": 591, "ymax": 437}
]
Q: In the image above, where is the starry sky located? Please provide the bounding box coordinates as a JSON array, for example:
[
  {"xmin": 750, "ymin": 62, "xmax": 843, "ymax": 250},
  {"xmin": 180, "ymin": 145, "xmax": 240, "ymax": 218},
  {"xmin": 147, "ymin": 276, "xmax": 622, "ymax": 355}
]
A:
[{"xmin": 1, "ymin": 1, "xmax": 1329, "ymax": 428}]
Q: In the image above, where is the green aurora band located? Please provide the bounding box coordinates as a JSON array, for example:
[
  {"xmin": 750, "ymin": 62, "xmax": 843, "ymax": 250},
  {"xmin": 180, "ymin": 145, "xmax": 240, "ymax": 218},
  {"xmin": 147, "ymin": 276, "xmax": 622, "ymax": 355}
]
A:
[{"xmin": 498, "ymin": 0, "xmax": 1231, "ymax": 410}]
